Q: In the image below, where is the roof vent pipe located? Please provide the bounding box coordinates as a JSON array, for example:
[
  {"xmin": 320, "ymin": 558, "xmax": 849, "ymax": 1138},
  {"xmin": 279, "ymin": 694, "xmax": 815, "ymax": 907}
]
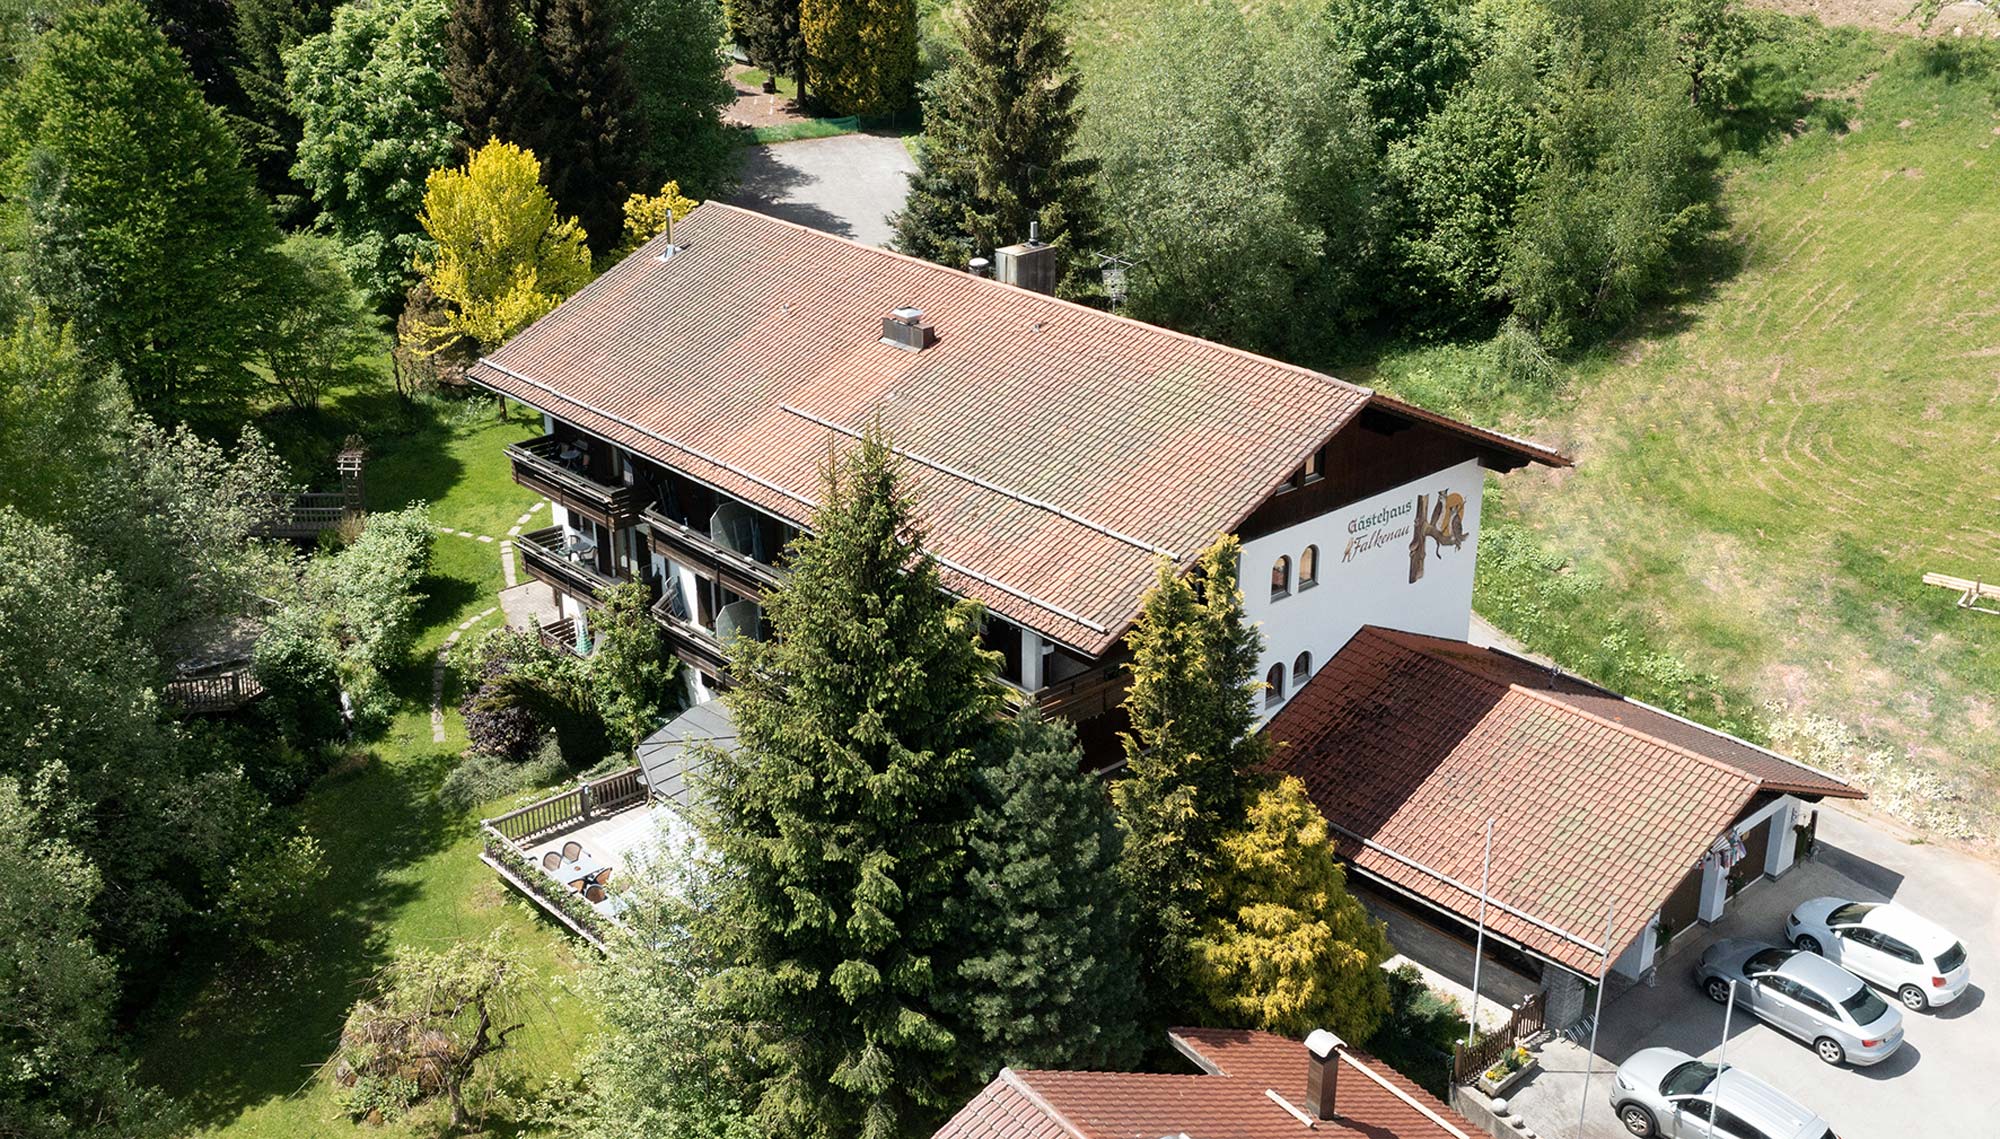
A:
[
  {"xmin": 1303, "ymin": 1029, "xmax": 1344, "ymax": 1121},
  {"xmin": 968, "ymin": 256, "xmax": 992, "ymax": 278}
]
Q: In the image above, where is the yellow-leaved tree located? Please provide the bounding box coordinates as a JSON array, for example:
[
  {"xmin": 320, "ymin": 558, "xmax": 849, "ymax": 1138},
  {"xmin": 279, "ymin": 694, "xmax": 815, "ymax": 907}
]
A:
[
  {"xmin": 411, "ymin": 140, "xmax": 592, "ymax": 354},
  {"xmin": 1191, "ymin": 775, "xmax": 1393, "ymax": 1041},
  {"xmin": 615, "ymin": 180, "xmax": 700, "ymax": 259}
]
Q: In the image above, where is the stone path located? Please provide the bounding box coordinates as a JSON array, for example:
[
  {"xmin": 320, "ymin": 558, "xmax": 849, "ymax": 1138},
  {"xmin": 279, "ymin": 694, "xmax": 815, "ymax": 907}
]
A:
[{"xmin": 426, "ymin": 500, "xmax": 548, "ymax": 742}]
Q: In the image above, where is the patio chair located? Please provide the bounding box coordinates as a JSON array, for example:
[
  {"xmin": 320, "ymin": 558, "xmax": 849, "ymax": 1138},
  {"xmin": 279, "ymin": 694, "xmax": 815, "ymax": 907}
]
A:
[
  {"xmin": 542, "ymin": 850, "xmax": 563, "ymax": 870},
  {"xmin": 583, "ymin": 883, "xmax": 608, "ymax": 903},
  {"xmin": 594, "ymin": 867, "xmax": 615, "ymax": 885},
  {"xmin": 561, "ymin": 840, "xmax": 582, "ymax": 862}
]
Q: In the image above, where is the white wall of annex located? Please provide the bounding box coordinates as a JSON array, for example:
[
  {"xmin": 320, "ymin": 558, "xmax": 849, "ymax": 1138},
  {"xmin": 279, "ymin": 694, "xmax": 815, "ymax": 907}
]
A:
[{"xmin": 1238, "ymin": 458, "xmax": 1486, "ymax": 717}]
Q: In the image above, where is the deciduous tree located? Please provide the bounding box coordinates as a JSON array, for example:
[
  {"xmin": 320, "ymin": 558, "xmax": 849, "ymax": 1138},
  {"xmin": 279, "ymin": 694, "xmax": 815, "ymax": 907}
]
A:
[
  {"xmin": 952, "ymin": 710, "xmax": 1143, "ymax": 1071},
  {"xmin": 801, "ymin": 0, "xmax": 916, "ymax": 116},
  {"xmin": 1111, "ymin": 535, "xmax": 1266, "ymax": 1019},
  {"xmin": 1326, "ymin": 0, "xmax": 1468, "ymax": 145},
  {"xmin": 699, "ymin": 432, "xmax": 1002, "ymax": 1139},
  {"xmin": 411, "ymin": 140, "xmax": 592, "ymax": 353},
  {"xmin": 590, "ymin": 580, "xmax": 679, "ymax": 750},
  {"xmin": 891, "ymin": 0, "xmax": 1099, "ymax": 294},
  {"xmin": 1190, "ymin": 776, "xmax": 1392, "ymax": 1042},
  {"xmin": 254, "ymin": 233, "xmax": 383, "ymax": 411},
  {"xmin": 286, "ymin": 0, "xmax": 462, "ymax": 306},
  {"xmin": 617, "ymin": 0, "xmax": 737, "ymax": 198},
  {"xmin": 5, "ymin": 0, "xmax": 283, "ymax": 421}
]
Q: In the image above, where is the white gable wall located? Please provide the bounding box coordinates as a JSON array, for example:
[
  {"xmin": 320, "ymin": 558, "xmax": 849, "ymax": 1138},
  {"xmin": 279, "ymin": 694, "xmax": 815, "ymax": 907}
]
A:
[{"xmin": 1238, "ymin": 458, "xmax": 1485, "ymax": 719}]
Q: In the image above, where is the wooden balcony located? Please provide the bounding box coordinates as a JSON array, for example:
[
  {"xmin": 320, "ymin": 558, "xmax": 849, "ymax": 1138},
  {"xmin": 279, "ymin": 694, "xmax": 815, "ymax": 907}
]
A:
[
  {"xmin": 162, "ymin": 668, "xmax": 266, "ymax": 714},
  {"xmin": 1032, "ymin": 662, "xmax": 1130, "ymax": 721},
  {"xmin": 537, "ymin": 617, "xmax": 594, "ymax": 658},
  {"xmin": 517, "ymin": 525, "xmax": 621, "ymax": 604},
  {"xmin": 648, "ymin": 593, "xmax": 732, "ymax": 675},
  {"xmin": 506, "ymin": 435, "xmax": 638, "ymax": 526},
  {"xmin": 640, "ymin": 507, "xmax": 786, "ymax": 599}
]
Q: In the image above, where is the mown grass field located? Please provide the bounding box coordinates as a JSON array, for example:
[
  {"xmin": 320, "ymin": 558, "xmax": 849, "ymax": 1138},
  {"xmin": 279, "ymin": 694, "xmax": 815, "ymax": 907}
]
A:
[
  {"xmin": 1377, "ymin": 29, "xmax": 2000, "ymax": 838},
  {"xmin": 134, "ymin": 391, "xmax": 596, "ymax": 1138}
]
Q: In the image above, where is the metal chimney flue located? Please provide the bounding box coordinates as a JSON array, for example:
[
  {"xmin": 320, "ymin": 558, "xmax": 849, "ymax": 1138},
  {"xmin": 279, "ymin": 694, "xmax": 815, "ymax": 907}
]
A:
[
  {"xmin": 995, "ymin": 223, "xmax": 1058, "ymax": 295},
  {"xmin": 1302, "ymin": 1029, "xmax": 1344, "ymax": 1121}
]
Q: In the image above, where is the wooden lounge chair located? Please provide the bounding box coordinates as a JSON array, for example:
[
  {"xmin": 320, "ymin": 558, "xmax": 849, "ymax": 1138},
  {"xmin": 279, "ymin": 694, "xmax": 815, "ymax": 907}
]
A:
[
  {"xmin": 561, "ymin": 840, "xmax": 583, "ymax": 862},
  {"xmin": 542, "ymin": 850, "xmax": 563, "ymax": 870}
]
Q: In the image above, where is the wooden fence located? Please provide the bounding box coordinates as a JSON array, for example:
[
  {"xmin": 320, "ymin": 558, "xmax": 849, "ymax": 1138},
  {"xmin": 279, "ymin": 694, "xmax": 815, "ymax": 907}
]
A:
[
  {"xmin": 482, "ymin": 765, "xmax": 648, "ymax": 845},
  {"xmin": 162, "ymin": 669, "xmax": 265, "ymax": 713},
  {"xmin": 1452, "ymin": 991, "xmax": 1547, "ymax": 1084}
]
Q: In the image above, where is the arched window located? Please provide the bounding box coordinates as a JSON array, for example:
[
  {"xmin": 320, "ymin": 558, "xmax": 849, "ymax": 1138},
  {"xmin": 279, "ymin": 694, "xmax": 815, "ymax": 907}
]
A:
[
  {"xmin": 1298, "ymin": 545, "xmax": 1319, "ymax": 589},
  {"xmin": 1293, "ymin": 651, "xmax": 1313, "ymax": 687},
  {"xmin": 1265, "ymin": 662, "xmax": 1286, "ymax": 707},
  {"xmin": 1271, "ymin": 555, "xmax": 1291, "ymax": 599}
]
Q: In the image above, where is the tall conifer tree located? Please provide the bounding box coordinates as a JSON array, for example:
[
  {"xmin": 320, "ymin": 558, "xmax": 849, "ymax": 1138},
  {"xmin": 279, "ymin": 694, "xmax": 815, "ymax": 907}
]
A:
[
  {"xmin": 230, "ymin": 0, "xmax": 328, "ymax": 223},
  {"xmin": 800, "ymin": 0, "xmax": 915, "ymax": 117},
  {"xmin": 951, "ymin": 710, "xmax": 1144, "ymax": 1073},
  {"xmin": 737, "ymin": 0, "xmax": 804, "ymax": 101},
  {"xmin": 891, "ymin": 0, "xmax": 1100, "ymax": 293},
  {"xmin": 699, "ymin": 433, "xmax": 1002, "ymax": 1139},
  {"xmin": 537, "ymin": 0, "xmax": 648, "ymax": 253},
  {"xmin": 444, "ymin": 0, "xmax": 543, "ymax": 153},
  {"xmin": 1110, "ymin": 536, "xmax": 1267, "ymax": 1019}
]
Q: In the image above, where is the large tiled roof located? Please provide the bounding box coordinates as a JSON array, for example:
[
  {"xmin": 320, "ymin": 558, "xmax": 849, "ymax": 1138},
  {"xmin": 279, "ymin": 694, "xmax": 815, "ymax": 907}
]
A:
[
  {"xmin": 471, "ymin": 203, "xmax": 1562, "ymax": 655},
  {"xmin": 1263, "ymin": 628, "xmax": 1863, "ymax": 975},
  {"xmin": 932, "ymin": 1029, "xmax": 1481, "ymax": 1139}
]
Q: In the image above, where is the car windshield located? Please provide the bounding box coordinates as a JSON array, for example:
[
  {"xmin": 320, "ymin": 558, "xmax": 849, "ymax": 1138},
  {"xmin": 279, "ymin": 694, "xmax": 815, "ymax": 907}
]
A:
[
  {"xmin": 1827, "ymin": 902, "xmax": 1877, "ymax": 926},
  {"xmin": 1841, "ymin": 985, "xmax": 1890, "ymax": 1023},
  {"xmin": 1938, "ymin": 942, "xmax": 1967, "ymax": 973},
  {"xmin": 1744, "ymin": 948, "xmax": 1794, "ymax": 974},
  {"xmin": 1661, "ymin": 1060, "xmax": 1720, "ymax": 1097}
]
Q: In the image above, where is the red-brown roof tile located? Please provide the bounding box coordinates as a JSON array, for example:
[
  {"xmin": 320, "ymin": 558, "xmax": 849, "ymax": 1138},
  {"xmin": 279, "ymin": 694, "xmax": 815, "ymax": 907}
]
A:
[
  {"xmin": 1263, "ymin": 628, "xmax": 1862, "ymax": 975},
  {"xmin": 471, "ymin": 203, "xmax": 1562, "ymax": 654},
  {"xmin": 933, "ymin": 1029, "xmax": 1482, "ymax": 1139}
]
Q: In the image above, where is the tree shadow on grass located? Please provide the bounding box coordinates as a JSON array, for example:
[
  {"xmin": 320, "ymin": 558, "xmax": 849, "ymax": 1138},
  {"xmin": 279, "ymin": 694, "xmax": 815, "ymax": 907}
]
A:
[{"xmin": 135, "ymin": 744, "xmax": 469, "ymax": 1127}]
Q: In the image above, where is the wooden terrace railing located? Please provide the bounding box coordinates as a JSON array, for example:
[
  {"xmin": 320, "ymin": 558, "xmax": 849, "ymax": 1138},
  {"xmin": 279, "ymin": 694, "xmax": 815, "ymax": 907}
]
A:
[
  {"xmin": 162, "ymin": 669, "xmax": 266, "ymax": 713},
  {"xmin": 1452, "ymin": 991, "xmax": 1548, "ymax": 1084},
  {"xmin": 482, "ymin": 764, "xmax": 650, "ymax": 846}
]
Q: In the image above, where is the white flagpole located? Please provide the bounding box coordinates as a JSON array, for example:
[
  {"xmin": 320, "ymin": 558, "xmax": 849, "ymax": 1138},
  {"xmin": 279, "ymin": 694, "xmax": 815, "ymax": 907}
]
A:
[
  {"xmin": 1465, "ymin": 817, "xmax": 1495, "ymax": 1046},
  {"xmin": 1576, "ymin": 900, "xmax": 1618, "ymax": 1139}
]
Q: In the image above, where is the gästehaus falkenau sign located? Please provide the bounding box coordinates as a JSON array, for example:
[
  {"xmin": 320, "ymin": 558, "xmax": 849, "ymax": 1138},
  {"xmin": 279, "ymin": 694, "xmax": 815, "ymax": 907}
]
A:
[{"xmin": 1340, "ymin": 487, "xmax": 1468, "ymax": 583}]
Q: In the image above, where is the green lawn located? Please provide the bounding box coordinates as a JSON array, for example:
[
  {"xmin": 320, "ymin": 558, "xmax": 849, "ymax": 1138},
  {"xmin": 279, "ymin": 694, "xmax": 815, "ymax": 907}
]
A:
[
  {"xmin": 1371, "ymin": 31, "xmax": 2000, "ymax": 838},
  {"xmin": 134, "ymin": 389, "xmax": 600, "ymax": 1137}
]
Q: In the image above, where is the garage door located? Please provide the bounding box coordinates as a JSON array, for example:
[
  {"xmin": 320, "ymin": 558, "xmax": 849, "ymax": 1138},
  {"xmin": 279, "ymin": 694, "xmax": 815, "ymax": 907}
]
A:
[
  {"xmin": 1660, "ymin": 862, "xmax": 1704, "ymax": 935},
  {"xmin": 1730, "ymin": 819, "xmax": 1772, "ymax": 897}
]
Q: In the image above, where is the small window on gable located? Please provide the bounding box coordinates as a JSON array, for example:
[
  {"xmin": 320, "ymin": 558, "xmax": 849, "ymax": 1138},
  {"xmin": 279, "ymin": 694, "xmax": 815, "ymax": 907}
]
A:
[
  {"xmin": 1298, "ymin": 545, "xmax": 1318, "ymax": 589},
  {"xmin": 1303, "ymin": 447, "xmax": 1324, "ymax": 483},
  {"xmin": 1265, "ymin": 662, "xmax": 1286, "ymax": 707},
  {"xmin": 1271, "ymin": 555, "xmax": 1291, "ymax": 599},
  {"xmin": 1293, "ymin": 651, "xmax": 1312, "ymax": 686}
]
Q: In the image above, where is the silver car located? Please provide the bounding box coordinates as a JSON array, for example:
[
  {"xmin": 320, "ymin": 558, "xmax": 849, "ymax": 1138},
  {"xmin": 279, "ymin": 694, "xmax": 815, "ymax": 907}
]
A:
[
  {"xmin": 1608, "ymin": 1047, "xmax": 1838, "ymax": 1138},
  {"xmin": 1694, "ymin": 939, "xmax": 1904, "ymax": 1066}
]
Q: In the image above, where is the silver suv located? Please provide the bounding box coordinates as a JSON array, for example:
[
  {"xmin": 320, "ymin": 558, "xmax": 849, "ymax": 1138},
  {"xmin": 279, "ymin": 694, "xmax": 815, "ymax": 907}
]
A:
[
  {"xmin": 1609, "ymin": 1047, "xmax": 1839, "ymax": 1138},
  {"xmin": 1694, "ymin": 939, "xmax": 1904, "ymax": 1066}
]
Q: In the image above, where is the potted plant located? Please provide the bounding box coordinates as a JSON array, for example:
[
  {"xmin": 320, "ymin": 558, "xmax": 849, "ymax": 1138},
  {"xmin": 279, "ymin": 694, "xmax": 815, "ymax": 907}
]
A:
[{"xmin": 1475, "ymin": 1045, "xmax": 1539, "ymax": 1098}]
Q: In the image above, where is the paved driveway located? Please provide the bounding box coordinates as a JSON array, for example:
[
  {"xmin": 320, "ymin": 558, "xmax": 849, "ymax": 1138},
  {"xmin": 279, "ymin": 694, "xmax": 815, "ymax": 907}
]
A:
[
  {"xmin": 1500, "ymin": 806, "xmax": 1993, "ymax": 1138},
  {"xmin": 725, "ymin": 133, "xmax": 914, "ymax": 248}
]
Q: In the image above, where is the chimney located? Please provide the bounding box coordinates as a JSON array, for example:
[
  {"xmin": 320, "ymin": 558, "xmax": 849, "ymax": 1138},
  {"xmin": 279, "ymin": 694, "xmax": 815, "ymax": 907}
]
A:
[
  {"xmin": 879, "ymin": 306, "xmax": 936, "ymax": 352},
  {"xmin": 1303, "ymin": 1029, "xmax": 1344, "ymax": 1121},
  {"xmin": 994, "ymin": 222, "xmax": 1059, "ymax": 295}
]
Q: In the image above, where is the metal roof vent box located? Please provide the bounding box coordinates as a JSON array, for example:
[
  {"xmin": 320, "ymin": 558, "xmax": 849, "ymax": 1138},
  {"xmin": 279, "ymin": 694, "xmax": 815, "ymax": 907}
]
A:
[{"xmin": 880, "ymin": 306, "xmax": 936, "ymax": 352}]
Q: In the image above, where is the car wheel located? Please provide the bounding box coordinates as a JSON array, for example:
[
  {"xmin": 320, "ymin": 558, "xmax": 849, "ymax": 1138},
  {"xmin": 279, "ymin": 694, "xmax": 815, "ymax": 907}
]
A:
[
  {"xmin": 1705, "ymin": 977, "xmax": 1732, "ymax": 1004},
  {"xmin": 1815, "ymin": 1037, "xmax": 1846, "ymax": 1065},
  {"xmin": 1899, "ymin": 984, "xmax": 1929, "ymax": 1011},
  {"xmin": 1618, "ymin": 1103, "xmax": 1657, "ymax": 1137},
  {"xmin": 1795, "ymin": 933, "xmax": 1823, "ymax": 955}
]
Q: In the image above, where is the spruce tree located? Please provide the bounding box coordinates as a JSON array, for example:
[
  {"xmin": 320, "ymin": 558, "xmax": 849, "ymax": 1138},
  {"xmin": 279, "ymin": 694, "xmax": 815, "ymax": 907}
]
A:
[
  {"xmin": 444, "ymin": 0, "xmax": 543, "ymax": 153},
  {"xmin": 537, "ymin": 0, "xmax": 649, "ymax": 253},
  {"xmin": 1110, "ymin": 536, "xmax": 1267, "ymax": 1020},
  {"xmin": 952, "ymin": 710, "xmax": 1143, "ymax": 1072},
  {"xmin": 5, "ymin": 0, "xmax": 283, "ymax": 421},
  {"xmin": 737, "ymin": 0, "xmax": 805, "ymax": 103},
  {"xmin": 699, "ymin": 433, "xmax": 1002, "ymax": 1139},
  {"xmin": 230, "ymin": 0, "xmax": 323, "ymax": 224},
  {"xmin": 891, "ymin": 0, "xmax": 1100, "ymax": 293},
  {"xmin": 800, "ymin": 0, "xmax": 916, "ymax": 117}
]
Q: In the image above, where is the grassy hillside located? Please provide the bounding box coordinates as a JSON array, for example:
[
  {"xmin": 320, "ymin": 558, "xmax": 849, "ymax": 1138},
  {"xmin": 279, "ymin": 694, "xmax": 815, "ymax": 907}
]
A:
[{"xmin": 1382, "ymin": 28, "xmax": 2000, "ymax": 839}]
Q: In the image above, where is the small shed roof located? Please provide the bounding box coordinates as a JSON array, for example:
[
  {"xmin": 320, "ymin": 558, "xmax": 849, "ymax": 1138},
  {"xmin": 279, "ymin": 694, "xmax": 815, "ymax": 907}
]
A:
[{"xmin": 635, "ymin": 700, "xmax": 739, "ymax": 809}]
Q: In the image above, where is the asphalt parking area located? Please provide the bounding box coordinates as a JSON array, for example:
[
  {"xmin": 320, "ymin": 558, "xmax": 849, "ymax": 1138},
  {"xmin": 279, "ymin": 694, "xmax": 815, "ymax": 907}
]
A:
[
  {"xmin": 1500, "ymin": 806, "xmax": 1994, "ymax": 1138},
  {"xmin": 724, "ymin": 133, "xmax": 914, "ymax": 248}
]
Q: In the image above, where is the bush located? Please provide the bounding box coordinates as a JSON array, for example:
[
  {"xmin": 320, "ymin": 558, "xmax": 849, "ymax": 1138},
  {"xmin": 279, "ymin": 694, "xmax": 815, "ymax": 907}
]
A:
[
  {"xmin": 440, "ymin": 746, "xmax": 570, "ymax": 813},
  {"xmin": 1362, "ymin": 964, "xmax": 1466, "ymax": 1098},
  {"xmin": 254, "ymin": 612, "xmax": 347, "ymax": 748},
  {"xmin": 215, "ymin": 827, "xmax": 330, "ymax": 955}
]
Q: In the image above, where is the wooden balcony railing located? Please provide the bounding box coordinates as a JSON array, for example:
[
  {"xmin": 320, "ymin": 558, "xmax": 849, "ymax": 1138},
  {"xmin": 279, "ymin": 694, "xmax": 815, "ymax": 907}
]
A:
[
  {"xmin": 641, "ymin": 507, "xmax": 786, "ymax": 599},
  {"xmin": 1452, "ymin": 991, "xmax": 1547, "ymax": 1084},
  {"xmin": 649, "ymin": 594, "xmax": 732, "ymax": 674},
  {"xmin": 538, "ymin": 617, "xmax": 593, "ymax": 658},
  {"xmin": 506, "ymin": 435, "xmax": 638, "ymax": 525},
  {"xmin": 517, "ymin": 526, "xmax": 621, "ymax": 604},
  {"xmin": 1033, "ymin": 663, "xmax": 1130, "ymax": 721},
  {"xmin": 482, "ymin": 764, "xmax": 650, "ymax": 845}
]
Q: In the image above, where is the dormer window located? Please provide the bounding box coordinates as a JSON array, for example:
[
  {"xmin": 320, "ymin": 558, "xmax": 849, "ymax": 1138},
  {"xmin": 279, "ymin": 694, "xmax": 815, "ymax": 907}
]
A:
[
  {"xmin": 1303, "ymin": 447, "xmax": 1324, "ymax": 484},
  {"xmin": 1271, "ymin": 555, "xmax": 1291, "ymax": 600}
]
